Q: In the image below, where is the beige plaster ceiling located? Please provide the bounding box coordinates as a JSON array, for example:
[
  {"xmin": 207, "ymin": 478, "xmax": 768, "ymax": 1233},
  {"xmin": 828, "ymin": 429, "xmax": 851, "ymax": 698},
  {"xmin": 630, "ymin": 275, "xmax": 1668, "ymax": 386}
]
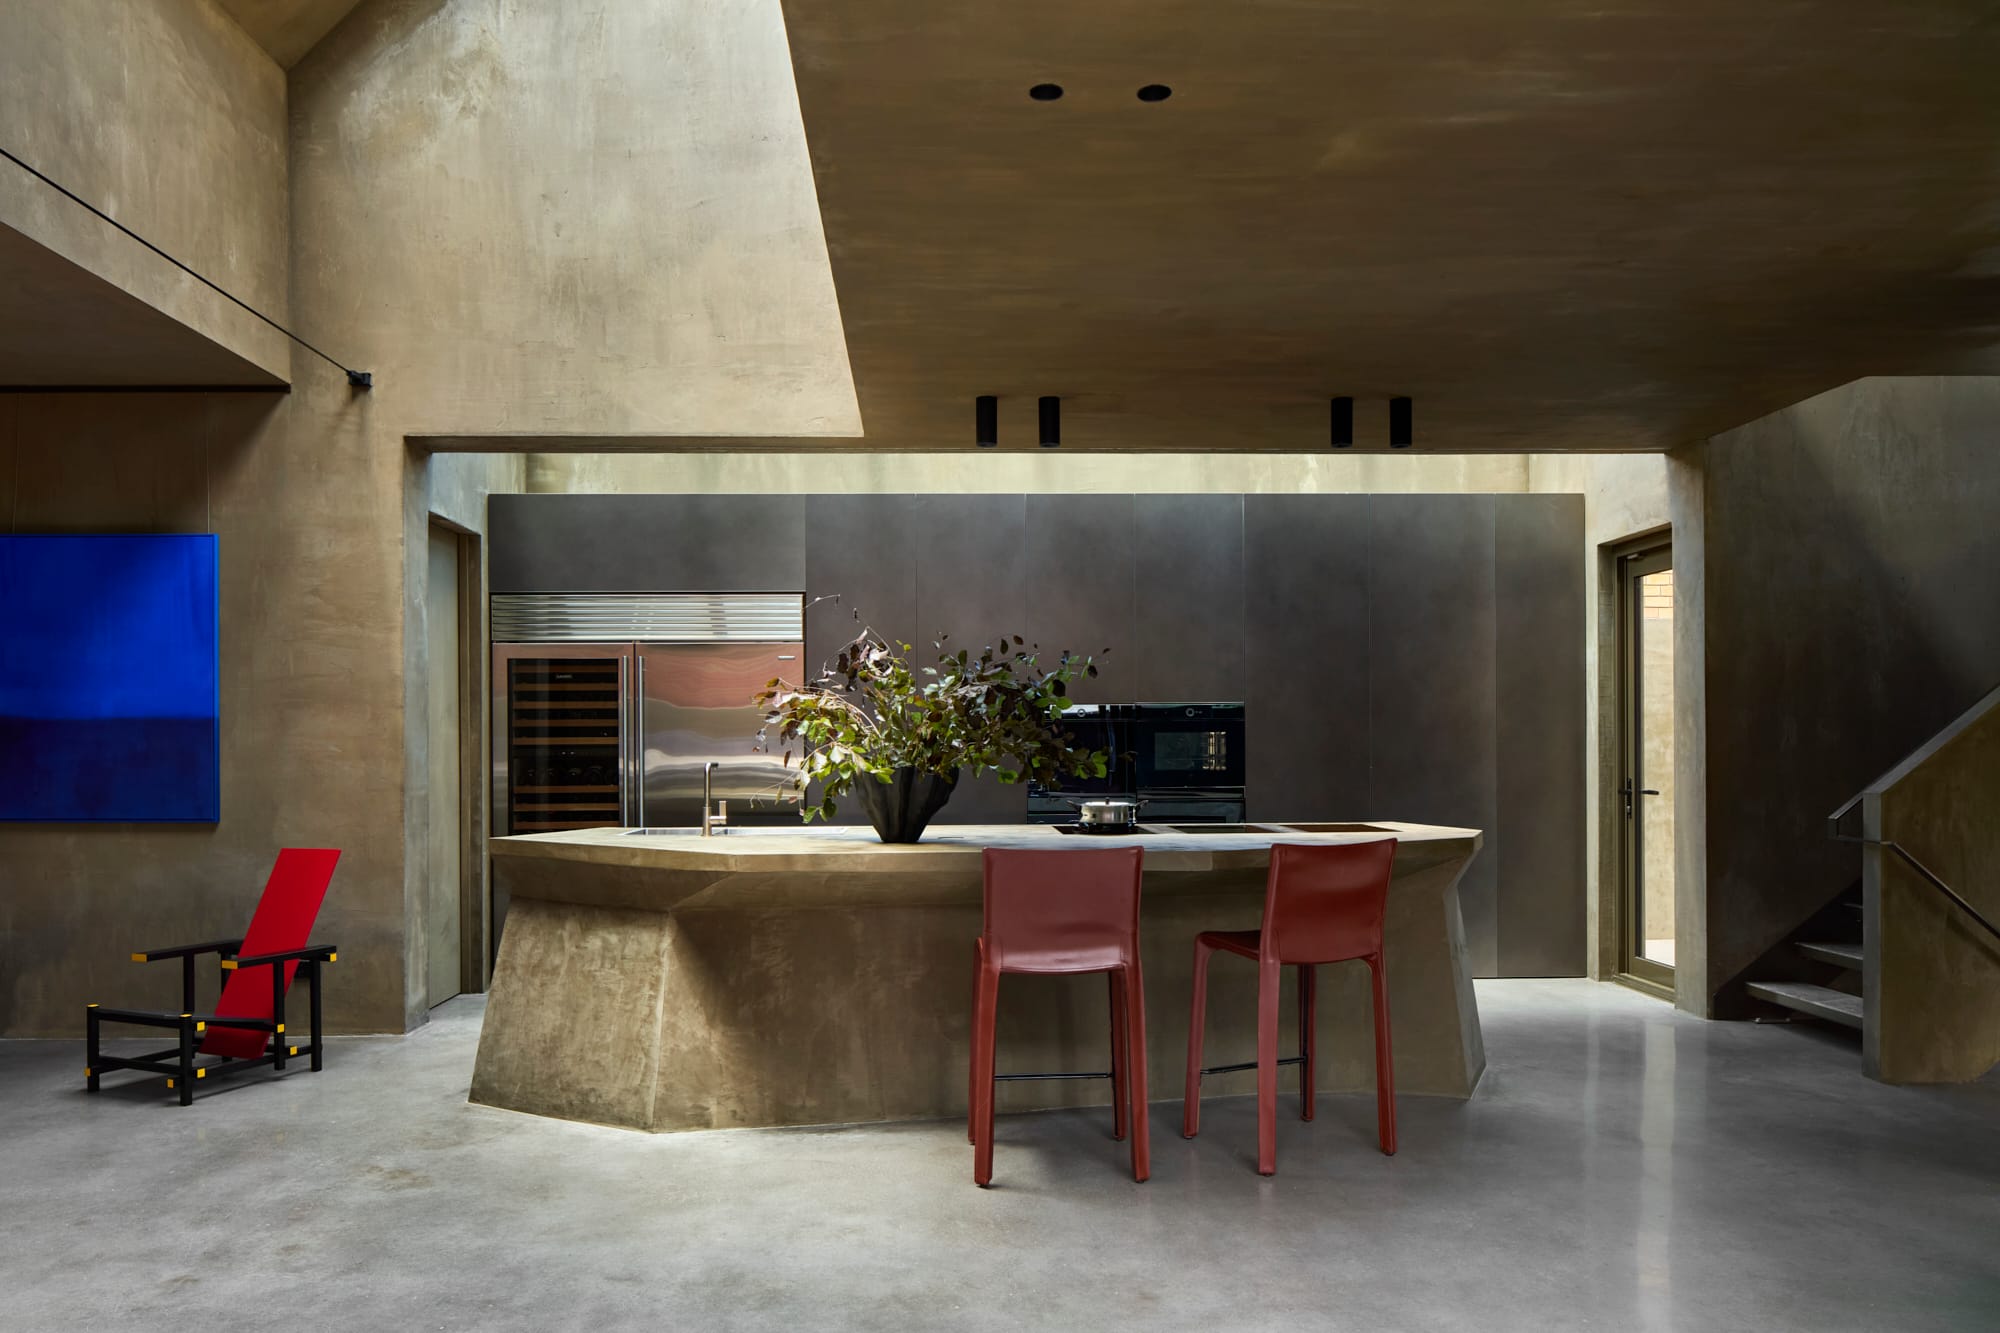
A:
[
  {"xmin": 778, "ymin": 1, "xmax": 2000, "ymax": 451},
  {"xmin": 0, "ymin": 222, "xmax": 285, "ymax": 388},
  {"xmin": 216, "ymin": 0, "xmax": 366, "ymax": 68}
]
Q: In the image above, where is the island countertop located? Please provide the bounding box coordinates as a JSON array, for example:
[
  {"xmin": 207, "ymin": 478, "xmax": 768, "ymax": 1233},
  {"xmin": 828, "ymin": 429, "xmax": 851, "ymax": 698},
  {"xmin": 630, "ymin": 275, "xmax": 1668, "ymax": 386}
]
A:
[
  {"xmin": 487, "ymin": 820, "xmax": 1480, "ymax": 913},
  {"xmin": 475, "ymin": 820, "xmax": 1487, "ymax": 1133}
]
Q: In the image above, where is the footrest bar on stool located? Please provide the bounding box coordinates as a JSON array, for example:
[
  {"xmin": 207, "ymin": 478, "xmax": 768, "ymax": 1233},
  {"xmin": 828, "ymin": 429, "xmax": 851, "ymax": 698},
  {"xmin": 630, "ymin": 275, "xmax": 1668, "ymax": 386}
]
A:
[
  {"xmin": 1201, "ymin": 1056, "xmax": 1304, "ymax": 1077},
  {"xmin": 993, "ymin": 1070, "xmax": 1114, "ymax": 1082}
]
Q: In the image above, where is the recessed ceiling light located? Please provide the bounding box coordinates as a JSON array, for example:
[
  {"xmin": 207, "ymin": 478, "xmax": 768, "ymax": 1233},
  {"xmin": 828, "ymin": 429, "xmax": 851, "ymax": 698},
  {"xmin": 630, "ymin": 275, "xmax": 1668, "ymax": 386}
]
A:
[
  {"xmin": 1137, "ymin": 84, "xmax": 1172, "ymax": 102},
  {"xmin": 1029, "ymin": 83, "xmax": 1064, "ymax": 101}
]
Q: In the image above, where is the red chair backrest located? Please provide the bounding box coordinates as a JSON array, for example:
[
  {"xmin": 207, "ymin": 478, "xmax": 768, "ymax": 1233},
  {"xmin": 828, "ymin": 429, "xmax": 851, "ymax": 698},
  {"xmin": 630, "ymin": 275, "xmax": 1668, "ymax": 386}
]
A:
[
  {"xmin": 981, "ymin": 847, "xmax": 1144, "ymax": 973},
  {"xmin": 201, "ymin": 848, "xmax": 341, "ymax": 1058},
  {"xmin": 1260, "ymin": 839, "xmax": 1397, "ymax": 964}
]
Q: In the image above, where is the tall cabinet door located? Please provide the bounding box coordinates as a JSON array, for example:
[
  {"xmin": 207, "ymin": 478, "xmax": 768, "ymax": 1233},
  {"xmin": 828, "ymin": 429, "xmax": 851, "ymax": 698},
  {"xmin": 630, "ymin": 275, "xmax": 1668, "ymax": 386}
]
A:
[
  {"xmin": 1243, "ymin": 496, "xmax": 1370, "ymax": 822},
  {"xmin": 912, "ymin": 495, "xmax": 1028, "ymax": 823},
  {"xmin": 1025, "ymin": 495, "xmax": 1134, "ymax": 704},
  {"xmin": 1134, "ymin": 495, "xmax": 1243, "ymax": 702},
  {"xmin": 805, "ymin": 495, "xmax": 920, "ymax": 825}
]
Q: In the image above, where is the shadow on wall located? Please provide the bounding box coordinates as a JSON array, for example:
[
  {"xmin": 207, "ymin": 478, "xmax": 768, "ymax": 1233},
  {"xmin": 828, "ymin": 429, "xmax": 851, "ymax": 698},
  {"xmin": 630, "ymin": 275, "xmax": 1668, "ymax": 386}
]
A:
[{"xmin": 1701, "ymin": 377, "xmax": 2000, "ymax": 1015}]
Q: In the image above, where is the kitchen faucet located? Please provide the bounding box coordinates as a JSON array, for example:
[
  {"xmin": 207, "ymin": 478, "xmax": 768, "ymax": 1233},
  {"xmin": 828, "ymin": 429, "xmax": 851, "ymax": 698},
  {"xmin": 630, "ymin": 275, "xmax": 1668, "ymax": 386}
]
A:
[{"xmin": 701, "ymin": 761, "xmax": 729, "ymax": 837}]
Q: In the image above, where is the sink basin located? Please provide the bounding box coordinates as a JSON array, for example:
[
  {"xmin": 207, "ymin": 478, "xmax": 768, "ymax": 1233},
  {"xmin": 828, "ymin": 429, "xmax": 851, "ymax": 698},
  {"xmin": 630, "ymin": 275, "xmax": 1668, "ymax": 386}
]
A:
[{"xmin": 1276, "ymin": 822, "xmax": 1395, "ymax": 834}]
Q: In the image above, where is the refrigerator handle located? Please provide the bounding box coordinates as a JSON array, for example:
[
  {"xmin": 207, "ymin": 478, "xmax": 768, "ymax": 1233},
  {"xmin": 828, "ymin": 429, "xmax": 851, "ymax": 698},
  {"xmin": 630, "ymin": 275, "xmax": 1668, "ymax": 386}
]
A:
[
  {"xmin": 632, "ymin": 651, "xmax": 647, "ymax": 829},
  {"xmin": 616, "ymin": 655, "xmax": 630, "ymax": 828}
]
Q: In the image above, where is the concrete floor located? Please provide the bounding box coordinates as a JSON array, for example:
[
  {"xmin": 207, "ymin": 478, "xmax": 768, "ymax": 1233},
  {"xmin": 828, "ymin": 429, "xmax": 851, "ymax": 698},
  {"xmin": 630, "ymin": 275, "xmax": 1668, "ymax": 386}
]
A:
[{"xmin": 3, "ymin": 981, "xmax": 1997, "ymax": 1332}]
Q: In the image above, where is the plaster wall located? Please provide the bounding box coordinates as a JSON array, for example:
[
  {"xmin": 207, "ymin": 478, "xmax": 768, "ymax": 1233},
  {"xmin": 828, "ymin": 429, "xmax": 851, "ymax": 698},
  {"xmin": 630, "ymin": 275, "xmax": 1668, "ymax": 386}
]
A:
[
  {"xmin": 0, "ymin": 391, "xmax": 408, "ymax": 1036},
  {"xmin": 1692, "ymin": 376, "xmax": 2000, "ymax": 1014},
  {"xmin": 288, "ymin": 0, "xmax": 856, "ymax": 440},
  {"xmin": 0, "ymin": 0, "xmax": 291, "ymax": 379}
]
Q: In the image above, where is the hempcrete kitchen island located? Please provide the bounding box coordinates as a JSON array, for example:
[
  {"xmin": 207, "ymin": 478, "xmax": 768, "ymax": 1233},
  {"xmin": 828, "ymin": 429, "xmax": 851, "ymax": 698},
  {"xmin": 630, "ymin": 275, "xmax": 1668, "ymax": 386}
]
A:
[{"xmin": 472, "ymin": 822, "xmax": 1486, "ymax": 1132}]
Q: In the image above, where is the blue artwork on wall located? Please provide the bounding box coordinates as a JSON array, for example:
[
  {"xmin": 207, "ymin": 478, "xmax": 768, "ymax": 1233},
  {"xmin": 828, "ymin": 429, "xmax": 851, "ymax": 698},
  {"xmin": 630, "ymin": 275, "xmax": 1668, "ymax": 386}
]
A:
[{"xmin": 0, "ymin": 534, "xmax": 220, "ymax": 822}]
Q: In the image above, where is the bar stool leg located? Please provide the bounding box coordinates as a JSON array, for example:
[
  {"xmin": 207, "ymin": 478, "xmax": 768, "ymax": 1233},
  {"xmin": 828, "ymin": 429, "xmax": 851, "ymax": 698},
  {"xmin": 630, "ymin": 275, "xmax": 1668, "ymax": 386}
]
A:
[
  {"xmin": 1298, "ymin": 963, "xmax": 1316, "ymax": 1122},
  {"xmin": 1368, "ymin": 952, "xmax": 1396, "ymax": 1156},
  {"xmin": 1256, "ymin": 957, "xmax": 1281, "ymax": 1176},
  {"xmin": 1124, "ymin": 961, "xmax": 1151, "ymax": 1183},
  {"xmin": 968, "ymin": 939, "xmax": 981, "ymax": 1146},
  {"xmin": 1108, "ymin": 971, "xmax": 1129, "ymax": 1142},
  {"xmin": 1182, "ymin": 937, "xmax": 1215, "ymax": 1138},
  {"xmin": 972, "ymin": 959, "xmax": 1001, "ymax": 1186}
]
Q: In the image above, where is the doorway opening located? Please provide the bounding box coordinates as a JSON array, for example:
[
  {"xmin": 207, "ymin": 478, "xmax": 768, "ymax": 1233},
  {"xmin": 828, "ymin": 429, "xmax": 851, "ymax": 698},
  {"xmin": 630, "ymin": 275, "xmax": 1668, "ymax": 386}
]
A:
[
  {"xmin": 425, "ymin": 519, "xmax": 484, "ymax": 1007},
  {"xmin": 1616, "ymin": 538, "xmax": 1675, "ymax": 995}
]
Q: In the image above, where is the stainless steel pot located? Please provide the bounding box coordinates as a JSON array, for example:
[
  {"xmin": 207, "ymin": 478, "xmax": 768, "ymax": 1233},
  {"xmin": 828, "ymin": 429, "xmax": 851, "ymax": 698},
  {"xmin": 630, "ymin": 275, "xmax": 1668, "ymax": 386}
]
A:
[{"xmin": 1073, "ymin": 796, "xmax": 1143, "ymax": 830}]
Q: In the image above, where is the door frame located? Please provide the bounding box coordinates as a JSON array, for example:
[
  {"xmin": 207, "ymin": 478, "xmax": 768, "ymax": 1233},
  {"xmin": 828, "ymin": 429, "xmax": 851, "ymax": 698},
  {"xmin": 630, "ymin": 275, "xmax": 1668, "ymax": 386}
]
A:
[
  {"xmin": 1614, "ymin": 535, "xmax": 1675, "ymax": 994},
  {"xmin": 426, "ymin": 518, "xmax": 488, "ymax": 999},
  {"xmin": 452, "ymin": 525, "xmax": 487, "ymax": 996}
]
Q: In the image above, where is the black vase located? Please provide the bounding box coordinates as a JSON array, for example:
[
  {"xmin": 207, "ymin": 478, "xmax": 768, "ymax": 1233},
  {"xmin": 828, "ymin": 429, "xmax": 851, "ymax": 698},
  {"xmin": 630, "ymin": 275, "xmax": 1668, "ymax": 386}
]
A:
[{"xmin": 855, "ymin": 766, "xmax": 959, "ymax": 843}]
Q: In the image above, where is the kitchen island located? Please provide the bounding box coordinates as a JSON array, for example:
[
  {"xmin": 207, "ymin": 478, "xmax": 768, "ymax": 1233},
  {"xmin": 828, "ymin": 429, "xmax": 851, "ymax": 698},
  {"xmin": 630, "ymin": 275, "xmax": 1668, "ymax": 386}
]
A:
[{"xmin": 472, "ymin": 822, "xmax": 1485, "ymax": 1132}]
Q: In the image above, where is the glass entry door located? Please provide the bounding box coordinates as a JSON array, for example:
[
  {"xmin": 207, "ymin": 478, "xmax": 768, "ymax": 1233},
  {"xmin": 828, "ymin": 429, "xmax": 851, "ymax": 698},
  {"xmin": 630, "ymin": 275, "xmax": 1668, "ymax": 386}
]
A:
[{"xmin": 1619, "ymin": 544, "xmax": 1676, "ymax": 989}]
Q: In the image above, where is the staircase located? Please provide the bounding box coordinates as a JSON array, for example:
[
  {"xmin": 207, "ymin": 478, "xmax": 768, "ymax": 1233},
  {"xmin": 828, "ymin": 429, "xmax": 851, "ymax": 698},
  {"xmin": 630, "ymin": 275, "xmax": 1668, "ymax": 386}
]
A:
[{"xmin": 1745, "ymin": 893, "xmax": 1865, "ymax": 1032}]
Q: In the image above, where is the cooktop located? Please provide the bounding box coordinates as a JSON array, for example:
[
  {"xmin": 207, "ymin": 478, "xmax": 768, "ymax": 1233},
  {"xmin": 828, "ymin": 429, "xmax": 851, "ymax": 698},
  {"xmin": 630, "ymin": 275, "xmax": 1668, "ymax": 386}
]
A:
[{"xmin": 1050, "ymin": 823, "xmax": 1158, "ymax": 836}]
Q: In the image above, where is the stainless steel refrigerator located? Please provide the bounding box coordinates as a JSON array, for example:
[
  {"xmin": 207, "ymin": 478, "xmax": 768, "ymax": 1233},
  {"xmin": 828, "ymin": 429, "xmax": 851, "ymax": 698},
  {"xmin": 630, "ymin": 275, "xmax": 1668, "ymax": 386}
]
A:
[{"xmin": 490, "ymin": 594, "xmax": 805, "ymax": 836}]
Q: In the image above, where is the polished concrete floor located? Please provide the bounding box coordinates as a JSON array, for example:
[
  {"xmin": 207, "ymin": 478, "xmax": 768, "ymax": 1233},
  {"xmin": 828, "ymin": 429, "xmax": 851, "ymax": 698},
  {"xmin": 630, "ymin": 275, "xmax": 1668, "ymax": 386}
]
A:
[{"xmin": 3, "ymin": 980, "xmax": 1996, "ymax": 1331}]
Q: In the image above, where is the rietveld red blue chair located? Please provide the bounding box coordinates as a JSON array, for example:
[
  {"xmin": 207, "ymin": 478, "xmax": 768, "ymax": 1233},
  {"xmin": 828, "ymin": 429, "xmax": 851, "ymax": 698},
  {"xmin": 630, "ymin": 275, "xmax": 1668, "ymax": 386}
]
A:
[
  {"xmin": 968, "ymin": 846, "xmax": 1149, "ymax": 1187},
  {"xmin": 1183, "ymin": 838, "xmax": 1398, "ymax": 1175},
  {"xmin": 86, "ymin": 848, "xmax": 341, "ymax": 1106}
]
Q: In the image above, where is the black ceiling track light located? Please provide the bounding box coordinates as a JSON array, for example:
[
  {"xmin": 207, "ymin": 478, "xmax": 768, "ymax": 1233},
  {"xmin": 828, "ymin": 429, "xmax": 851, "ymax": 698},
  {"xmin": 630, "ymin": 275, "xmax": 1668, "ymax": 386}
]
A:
[
  {"xmin": 1029, "ymin": 83, "xmax": 1064, "ymax": 101},
  {"xmin": 1039, "ymin": 396, "xmax": 1061, "ymax": 448},
  {"xmin": 1330, "ymin": 397, "xmax": 1354, "ymax": 448},
  {"xmin": 1389, "ymin": 396, "xmax": 1414, "ymax": 448},
  {"xmin": 975, "ymin": 395, "xmax": 998, "ymax": 448},
  {"xmin": 1137, "ymin": 84, "xmax": 1173, "ymax": 102}
]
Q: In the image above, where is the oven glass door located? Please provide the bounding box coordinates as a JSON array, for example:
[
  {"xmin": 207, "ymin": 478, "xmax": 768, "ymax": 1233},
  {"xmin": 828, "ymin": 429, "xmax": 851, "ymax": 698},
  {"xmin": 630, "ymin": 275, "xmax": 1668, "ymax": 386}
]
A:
[{"xmin": 1133, "ymin": 708, "xmax": 1244, "ymax": 790}]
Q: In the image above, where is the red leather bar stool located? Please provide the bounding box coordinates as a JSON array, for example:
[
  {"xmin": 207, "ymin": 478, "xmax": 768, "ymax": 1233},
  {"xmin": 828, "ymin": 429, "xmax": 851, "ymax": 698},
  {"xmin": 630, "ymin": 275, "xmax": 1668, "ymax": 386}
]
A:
[
  {"xmin": 968, "ymin": 846, "xmax": 1150, "ymax": 1187},
  {"xmin": 1182, "ymin": 838, "xmax": 1398, "ymax": 1175}
]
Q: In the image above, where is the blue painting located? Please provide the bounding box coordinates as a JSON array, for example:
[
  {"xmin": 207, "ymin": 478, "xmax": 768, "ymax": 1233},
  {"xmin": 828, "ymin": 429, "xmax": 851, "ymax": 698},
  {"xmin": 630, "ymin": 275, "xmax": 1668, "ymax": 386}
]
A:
[{"xmin": 0, "ymin": 535, "xmax": 220, "ymax": 822}]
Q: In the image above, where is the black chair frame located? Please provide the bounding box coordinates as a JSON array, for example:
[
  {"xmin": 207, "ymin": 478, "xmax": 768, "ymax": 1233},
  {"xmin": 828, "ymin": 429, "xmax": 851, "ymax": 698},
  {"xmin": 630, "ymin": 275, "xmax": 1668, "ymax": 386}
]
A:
[{"xmin": 86, "ymin": 940, "xmax": 338, "ymax": 1107}]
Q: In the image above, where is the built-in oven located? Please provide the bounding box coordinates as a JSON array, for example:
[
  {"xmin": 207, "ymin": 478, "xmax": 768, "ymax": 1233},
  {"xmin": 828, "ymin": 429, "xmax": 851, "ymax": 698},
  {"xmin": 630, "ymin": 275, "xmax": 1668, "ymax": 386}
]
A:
[
  {"xmin": 1131, "ymin": 702, "xmax": 1244, "ymax": 790},
  {"xmin": 1028, "ymin": 701, "xmax": 1246, "ymax": 824},
  {"xmin": 1131, "ymin": 702, "xmax": 1246, "ymax": 822}
]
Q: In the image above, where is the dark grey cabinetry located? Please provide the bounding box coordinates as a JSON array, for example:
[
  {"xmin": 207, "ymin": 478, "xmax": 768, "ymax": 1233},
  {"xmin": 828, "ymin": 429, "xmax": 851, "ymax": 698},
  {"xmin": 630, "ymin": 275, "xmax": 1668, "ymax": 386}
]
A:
[
  {"xmin": 1134, "ymin": 495, "xmax": 1243, "ymax": 703},
  {"xmin": 1243, "ymin": 495, "xmax": 1371, "ymax": 822},
  {"xmin": 1494, "ymin": 495, "xmax": 1587, "ymax": 976},
  {"xmin": 804, "ymin": 494, "xmax": 918, "ymax": 668},
  {"xmin": 1024, "ymin": 494, "xmax": 1135, "ymax": 704},
  {"xmin": 799, "ymin": 495, "xmax": 921, "ymax": 825},
  {"xmin": 912, "ymin": 495, "xmax": 1029, "ymax": 823},
  {"xmin": 489, "ymin": 494, "xmax": 804, "ymax": 593},
  {"xmin": 1368, "ymin": 495, "xmax": 1501, "ymax": 977}
]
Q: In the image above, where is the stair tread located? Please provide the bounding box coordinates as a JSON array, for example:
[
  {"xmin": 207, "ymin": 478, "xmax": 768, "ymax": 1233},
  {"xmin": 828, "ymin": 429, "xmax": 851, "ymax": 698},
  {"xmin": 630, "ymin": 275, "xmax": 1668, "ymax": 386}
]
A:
[
  {"xmin": 1746, "ymin": 980, "xmax": 1864, "ymax": 1029},
  {"xmin": 1798, "ymin": 940, "xmax": 1864, "ymax": 969}
]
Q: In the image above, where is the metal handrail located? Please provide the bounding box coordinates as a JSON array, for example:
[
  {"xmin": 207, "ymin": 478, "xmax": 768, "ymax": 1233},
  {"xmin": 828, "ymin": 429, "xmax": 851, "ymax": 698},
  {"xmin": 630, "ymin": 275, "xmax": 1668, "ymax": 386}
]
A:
[{"xmin": 1828, "ymin": 827, "xmax": 2000, "ymax": 946}]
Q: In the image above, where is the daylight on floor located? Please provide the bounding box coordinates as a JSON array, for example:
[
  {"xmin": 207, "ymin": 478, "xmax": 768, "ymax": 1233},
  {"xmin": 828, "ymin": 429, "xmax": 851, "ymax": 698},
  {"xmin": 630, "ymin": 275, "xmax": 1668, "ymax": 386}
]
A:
[{"xmin": 2, "ymin": 3, "xmax": 1998, "ymax": 1330}]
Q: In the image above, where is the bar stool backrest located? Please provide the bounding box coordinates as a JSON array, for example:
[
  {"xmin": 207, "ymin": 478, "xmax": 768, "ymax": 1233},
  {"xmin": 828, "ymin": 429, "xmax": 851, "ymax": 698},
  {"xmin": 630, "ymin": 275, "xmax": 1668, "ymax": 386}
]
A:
[
  {"xmin": 1261, "ymin": 839, "xmax": 1398, "ymax": 964},
  {"xmin": 981, "ymin": 847, "xmax": 1145, "ymax": 972}
]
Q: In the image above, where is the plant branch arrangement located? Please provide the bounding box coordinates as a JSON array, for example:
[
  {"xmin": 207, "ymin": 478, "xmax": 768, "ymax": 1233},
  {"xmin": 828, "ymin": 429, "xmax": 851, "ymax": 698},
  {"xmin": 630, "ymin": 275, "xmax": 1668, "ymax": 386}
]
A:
[{"xmin": 755, "ymin": 599, "xmax": 1108, "ymax": 841}]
